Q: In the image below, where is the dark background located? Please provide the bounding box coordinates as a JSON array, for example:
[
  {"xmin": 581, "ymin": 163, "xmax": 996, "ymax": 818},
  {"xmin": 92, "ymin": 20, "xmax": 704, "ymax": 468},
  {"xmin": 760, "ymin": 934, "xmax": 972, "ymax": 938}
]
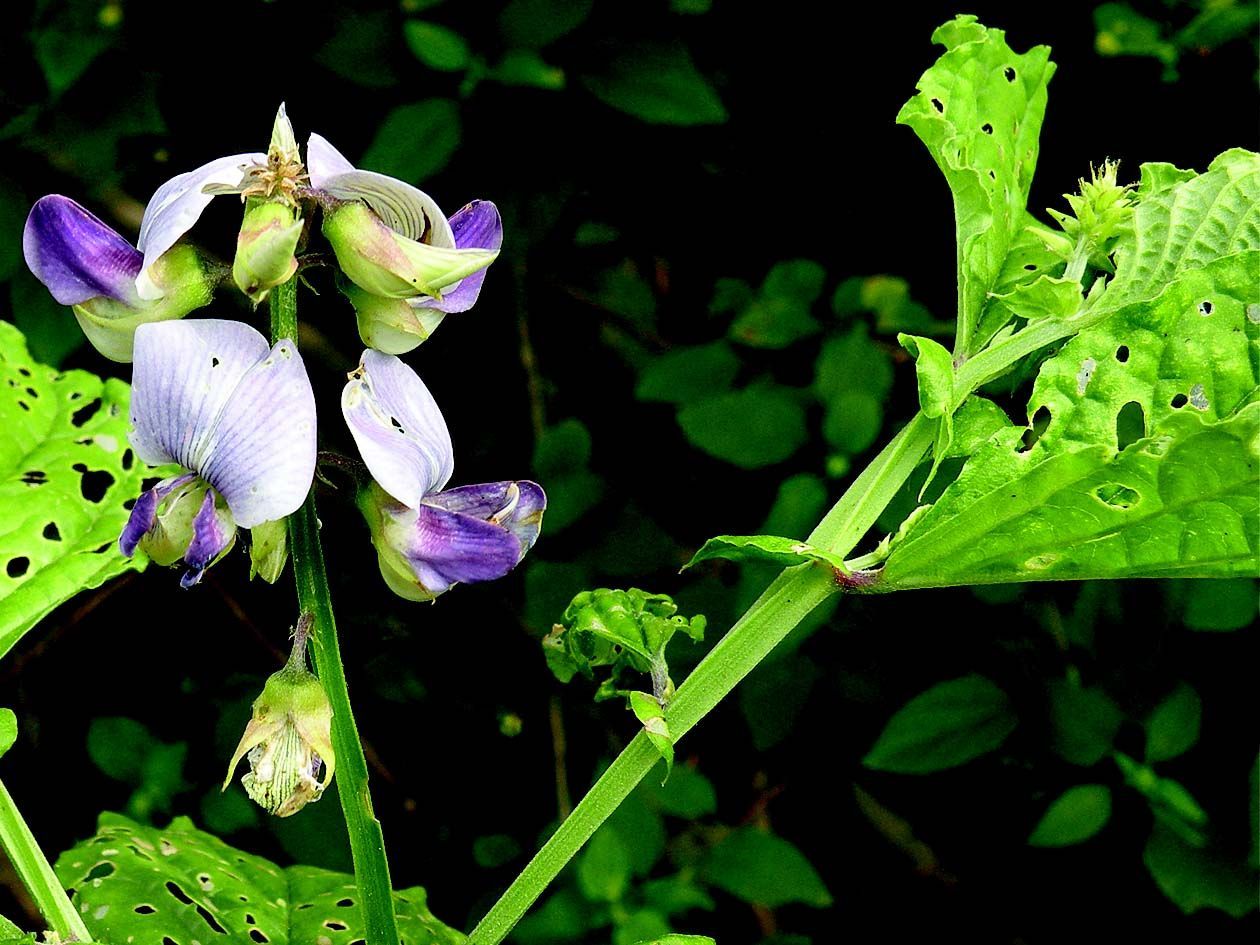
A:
[{"xmin": 0, "ymin": 1, "xmax": 1256, "ymax": 942}]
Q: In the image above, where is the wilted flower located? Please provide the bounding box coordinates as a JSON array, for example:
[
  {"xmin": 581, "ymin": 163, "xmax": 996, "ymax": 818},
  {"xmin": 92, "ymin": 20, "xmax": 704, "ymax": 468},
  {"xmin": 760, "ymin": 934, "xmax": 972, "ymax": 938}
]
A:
[
  {"xmin": 224, "ymin": 615, "xmax": 334, "ymax": 817},
  {"xmin": 120, "ymin": 319, "xmax": 317, "ymax": 587},
  {"xmin": 342, "ymin": 350, "xmax": 544, "ymax": 600},
  {"xmin": 307, "ymin": 133, "xmax": 502, "ymax": 352}
]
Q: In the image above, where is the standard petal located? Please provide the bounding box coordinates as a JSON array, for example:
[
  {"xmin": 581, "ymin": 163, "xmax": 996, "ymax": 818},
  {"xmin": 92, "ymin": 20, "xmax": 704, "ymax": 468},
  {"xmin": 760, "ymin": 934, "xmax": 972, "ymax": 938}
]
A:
[
  {"xmin": 413, "ymin": 200, "xmax": 503, "ymax": 314},
  {"xmin": 315, "ymin": 168, "xmax": 456, "ymax": 248},
  {"xmin": 306, "ymin": 133, "xmax": 356, "ymax": 189},
  {"xmin": 402, "ymin": 502, "xmax": 526, "ymax": 595},
  {"xmin": 424, "ymin": 480, "xmax": 545, "ymax": 553},
  {"xmin": 136, "ymin": 152, "xmax": 264, "ymax": 300},
  {"xmin": 342, "ymin": 350, "xmax": 453, "ymax": 508},
  {"xmin": 197, "ymin": 338, "xmax": 318, "ymax": 528},
  {"xmin": 128, "ymin": 319, "xmax": 271, "ymax": 470},
  {"xmin": 23, "ymin": 195, "xmax": 143, "ymax": 306}
]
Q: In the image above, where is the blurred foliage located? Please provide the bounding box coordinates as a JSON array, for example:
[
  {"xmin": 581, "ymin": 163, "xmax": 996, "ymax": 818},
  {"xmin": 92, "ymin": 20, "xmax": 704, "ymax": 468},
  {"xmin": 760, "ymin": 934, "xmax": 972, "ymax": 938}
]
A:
[
  {"xmin": 1094, "ymin": 0, "xmax": 1260, "ymax": 80},
  {"xmin": 0, "ymin": 1, "xmax": 1256, "ymax": 943}
]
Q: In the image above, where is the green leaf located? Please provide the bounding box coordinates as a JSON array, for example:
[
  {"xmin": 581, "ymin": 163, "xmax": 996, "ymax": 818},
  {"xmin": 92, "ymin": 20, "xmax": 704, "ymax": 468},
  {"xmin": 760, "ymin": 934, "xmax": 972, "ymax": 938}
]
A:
[
  {"xmin": 1028, "ymin": 785, "xmax": 1112, "ymax": 847},
  {"xmin": 686, "ymin": 534, "xmax": 847, "ymax": 572},
  {"xmin": 403, "ymin": 21, "xmax": 471, "ymax": 72},
  {"xmin": 740, "ymin": 653, "xmax": 819, "ymax": 750},
  {"xmin": 821, "ymin": 391, "xmax": 883, "ymax": 455},
  {"xmin": 677, "ymin": 387, "xmax": 807, "ymax": 468},
  {"xmin": 898, "ymin": 334, "xmax": 954, "ymax": 419},
  {"xmin": 635, "ymin": 342, "xmax": 740, "ymax": 405},
  {"xmin": 1049, "ymin": 681, "xmax": 1124, "ymax": 766},
  {"xmin": 498, "ymin": 0, "xmax": 592, "ymax": 47},
  {"xmin": 583, "ymin": 41, "xmax": 726, "ymax": 125},
  {"xmin": 631, "ymin": 936, "xmax": 715, "ymax": 945},
  {"xmin": 641, "ymin": 876, "xmax": 715, "ymax": 915},
  {"xmin": 55, "ymin": 813, "xmax": 465, "ymax": 944},
  {"xmin": 864, "ymin": 675, "xmax": 1017, "ymax": 773},
  {"xmin": 814, "ymin": 323, "xmax": 894, "ymax": 403},
  {"xmin": 0, "ymin": 914, "xmax": 23, "ymax": 937},
  {"xmin": 532, "ymin": 419, "xmax": 603, "ymax": 532},
  {"xmin": 648, "ymin": 764, "xmax": 716, "ymax": 818},
  {"xmin": 1094, "ymin": 3, "xmax": 1178, "ymax": 70},
  {"xmin": 314, "ymin": 11, "xmax": 401, "ymax": 88},
  {"xmin": 947, "ymin": 396, "xmax": 1013, "ymax": 457},
  {"xmin": 1145, "ymin": 682, "xmax": 1202, "ymax": 763},
  {"xmin": 32, "ymin": 19, "xmax": 115, "ymax": 97},
  {"xmin": 1178, "ymin": 578, "xmax": 1258, "ymax": 631},
  {"xmin": 615, "ymin": 911, "xmax": 671, "ymax": 945},
  {"xmin": 0, "ymin": 322, "xmax": 155, "ymax": 661},
  {"xmin": 489, "ymin": 50, "xmax": 565, "ymax": 90},
  {"xmin": 730, "ymin": 259, "xmax": 825, "ymax": 348},
  {"xmin": 701, "ymin": 827, "xmax": 832, "ymax": 908},
  {"xmin": 360, "ymin": 99, "xmax": 460, "ymax": 183},
  {"xmin": 576, "ymin": 825, "xmax": 631, "ymax": 902},
  {"xmin": 1144, "ymin": 824, "xmax": 1258, "ymax": 917},
  {"xmin": 472, "ymin": 833, "xmax": 522, "ymax": 869},
  {"xmin": 0, "ymin": 708, "xmax": 14, "ymax": 758},
  {"xmin": 87, "ymin": 717, "xmax": 156, "ymax": 783},
  {"xmin": 879, "ymin": 242, "xmax": 1260, "ymax": 590},
  {"xmin": 898, "ymin": 16, "xmax": 1055, "ymax": 352}
]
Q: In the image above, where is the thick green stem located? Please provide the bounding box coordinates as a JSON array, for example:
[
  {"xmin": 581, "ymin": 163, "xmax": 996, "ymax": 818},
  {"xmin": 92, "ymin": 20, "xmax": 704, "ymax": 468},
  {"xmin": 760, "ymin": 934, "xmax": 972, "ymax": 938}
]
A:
[
  {"xmin": 269, "ymin": 280, "xmax": 400, "ymax": 945},
  {"xmin": 0, "ymin": 778, "xmax": 92, "ymax": 942},
  {"xmin": 468, "ymin": 564, "xmax": 836, "ymax": 945}
]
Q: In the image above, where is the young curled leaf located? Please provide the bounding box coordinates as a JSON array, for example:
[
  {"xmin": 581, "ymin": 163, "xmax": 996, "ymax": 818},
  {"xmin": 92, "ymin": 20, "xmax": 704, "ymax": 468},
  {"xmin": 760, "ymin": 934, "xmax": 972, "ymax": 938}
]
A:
[{"xmin": 685, "ymin": 534, "xmax": 849, "ymax": 574}]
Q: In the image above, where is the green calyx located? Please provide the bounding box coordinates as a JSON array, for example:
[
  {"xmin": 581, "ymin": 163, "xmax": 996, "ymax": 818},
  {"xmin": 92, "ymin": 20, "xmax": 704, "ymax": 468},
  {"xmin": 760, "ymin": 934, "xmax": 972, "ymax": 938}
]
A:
[
  {"xmin": 232, "ymin": 198, "xmax": 303, "ymax": 304},
  {"xmin": 224, "ymin": 621, "xmax": 335, "ymax": 818},
  {"xmin": 74, "ymin": 244, "xmax": 217, "ymax": 362},
  {"xmin": 343, "ymin": 279, "xmax": 446, "ymax": 354},
  {"xmin": 248, "ymin": 518, "xmax": 289, "ymax": 584},
  {"xmin": 357, "ymin": 481, "xmax": 438, "ymax": 601},
  {"xmin": 322, "ymin": 201, "xmax": 498, "ymax": 300}
]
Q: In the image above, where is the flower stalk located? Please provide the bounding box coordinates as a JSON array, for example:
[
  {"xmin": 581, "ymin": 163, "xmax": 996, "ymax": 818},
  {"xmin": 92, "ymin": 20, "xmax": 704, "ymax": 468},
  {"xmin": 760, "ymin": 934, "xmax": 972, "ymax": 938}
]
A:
[{"xmin": 268, "ymin": 278, "xmax": 400, "ymax": 945}]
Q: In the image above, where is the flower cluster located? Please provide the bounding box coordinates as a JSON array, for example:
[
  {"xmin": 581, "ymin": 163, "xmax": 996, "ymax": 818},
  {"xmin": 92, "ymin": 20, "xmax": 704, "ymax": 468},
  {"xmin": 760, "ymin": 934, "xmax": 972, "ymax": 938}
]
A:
[
  {"xmin": 24, "ymin": 104, "xmax": 545, "ymax": 813},
  {"xmin": 24, "ymin": 104, "xmax": 544, "ymax": 601}
]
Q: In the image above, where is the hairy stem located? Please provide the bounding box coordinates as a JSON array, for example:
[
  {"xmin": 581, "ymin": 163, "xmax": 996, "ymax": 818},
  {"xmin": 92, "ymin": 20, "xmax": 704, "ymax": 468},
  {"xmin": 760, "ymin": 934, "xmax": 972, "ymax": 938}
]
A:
[
  {"xmin": 269, "ymin": 279, "xmax": 400, "ymax": 945},
  {"xmin": 0, "ymin": 778, "xmax": 91, "ymax": 941}
]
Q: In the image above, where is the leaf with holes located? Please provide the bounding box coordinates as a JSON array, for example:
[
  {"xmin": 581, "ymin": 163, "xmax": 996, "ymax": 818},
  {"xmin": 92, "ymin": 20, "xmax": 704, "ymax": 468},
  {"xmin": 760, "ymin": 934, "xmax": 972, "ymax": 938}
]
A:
[
  {"xmin": 898, "ymin": 16, "xmax": 1055, "ymax": 353},
  {"xmin": 55, "ymin": 813, "xmax": 464, "ymax": 945},
  {"xmin": 876, "ymin": 161, "xmax": 1260, "ymax": 590},
  {"xmin": 0, "ymin": 322, "xmax": 161, "ymax": 661}
]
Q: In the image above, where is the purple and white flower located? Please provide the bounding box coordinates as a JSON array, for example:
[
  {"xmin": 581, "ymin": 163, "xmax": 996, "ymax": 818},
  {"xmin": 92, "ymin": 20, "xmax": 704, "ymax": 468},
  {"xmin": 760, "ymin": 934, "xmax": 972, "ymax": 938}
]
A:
[
  {"xmin": 23, "ymin": 149, "xmax": 264, "ymax": 360},
  {"xmin": 308, "ymin": 133, "xmax": 502, "ymax": 352},
  {"xmin": 120, "ymin": 319, "xmax": 317, "ymax": 587},
  {"xmin": 342, "ymin": 350, "xmax": 543, "ymax": 600}
]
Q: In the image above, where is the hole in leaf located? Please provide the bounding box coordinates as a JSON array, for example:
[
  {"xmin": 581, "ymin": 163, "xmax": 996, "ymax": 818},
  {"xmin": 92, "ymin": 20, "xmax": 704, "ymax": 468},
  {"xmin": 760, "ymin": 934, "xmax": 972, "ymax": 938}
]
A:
[
  {"xmin": 70, "ymin": 398, "xmax": 102, "ymax": 427},
  {"xmin": 25, "ymin": 387, "xmax": 38, "ymax": 398},
  {"xmin": 195, "ymin": 904, "xmax": 227, "ymax": 934},
  {"xmin": 17, "ymin": 367, "xmax": 30, "ymax": 378},
  {"xmin": 1023, "ymin": 263, "xmax": 1037, "ymax": 271},
  {"xmin": 1197, "ymin": 300, "xmax": 1213, "ymax": 316},
  {"xmin": 43, "ymin": 522, "xmax": 61, "ymax": 541},
  {"xmin": 7, "ymin": 557, "xmax": 29, "ymax": 578},
  {"xmin": 211, "ymin": 357, "xmax": 221, "ymax": 367},
  {"xmin": 17, "ymin": 401, "xmax": 29, "ymax": 412},
  {"xmin": 1115, "ymin": 401, "xmax": 1145, "ymax": 451},
  {"xmin": 981, "ymin": 122, "xmax": 993, "ymax": 134},
  {"xmin": 1170, "ymin": 393, "xmax": 1188, "ymax": 408},
  {"xmin": 79, "ymin": 469, "xmax": 115, "ymax": 503},
  {"xmin": 336, "ymin": 898, "xmax": 355, "ymax": 908},
  {"xmin": 1189, "ymin": 383, "xmax": 1209, "ymax": 410},
  {"xmin": 1115, "ymin": 345, "xmax": 1129, "ymax": 363},
  {"xmin": 325, "ymin": 921, "xmax": 349, "ymax": 931},
  {"xmin": 92, "ymin": 542, "xmax": 111, "ymax": 554},
  {"xmin": 296, "ymin": 903, "xmax": 314, "ymax": 910},
  {"xmin": 21, "ymin": 470, "xmax": 47, "ymax": 485},
  {"xmin": 134, "ymin": 904, "xmax": 157, "ymax": 915},
  {"xmin": 163, "ymin": 938, "xmax": 177, "ymax": 945},
  {"xmin": 249, "ymin": 931, "xmax": 269, "ymax": 944},
  {"xmin": 86, "ymin": 861, "xmax": 115, "ymax": 880},
  {"xmin": 1004, "ymin": 66, "xmax": 1016, "ymax": 81},
  {"xmin": 122, "ymin": 448, "xmax": 134, "ymax": 470},
  {"xmin": 931, "ymin": 97, "xmax": 944, "ymax": 113},
  {"xmin": 1095, "ymin": 484, "xmax": 1140, "ymax": 509},
  {"xmin": 1018, "ymin": 406, "xmax": 1051, "ymax": 453},
  {"xmin": 245, "ymin": 913, "xmax": 256, "ymax": 924},
  {"xmin": 165, "ymin": 881, "xmax": 194, "ymax": 905}
]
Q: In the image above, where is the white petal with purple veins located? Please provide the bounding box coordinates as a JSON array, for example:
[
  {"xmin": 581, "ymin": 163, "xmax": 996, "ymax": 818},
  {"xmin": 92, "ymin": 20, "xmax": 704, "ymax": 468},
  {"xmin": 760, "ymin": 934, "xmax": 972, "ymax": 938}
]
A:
[
  {"xmin": 306, "ymin": 133, "xmax": 355, "ymax": 189},
  {"xmin": 136, "ymin": 152, "xmax": 264, "ymax": 300},
  {"xmin": 128, "ymin": 319, "xmax": 271, "ymax": 470},
  {"xmin": 312, "ymin": 166, "xmax": 456, "ymax": 248},
  {"xmin": 342, "ymin": 350, "xmax": 453, "ymax": 508},
  {"xmin": 198, "ymin": 337, "xmax": 317, "ymax": 527}
]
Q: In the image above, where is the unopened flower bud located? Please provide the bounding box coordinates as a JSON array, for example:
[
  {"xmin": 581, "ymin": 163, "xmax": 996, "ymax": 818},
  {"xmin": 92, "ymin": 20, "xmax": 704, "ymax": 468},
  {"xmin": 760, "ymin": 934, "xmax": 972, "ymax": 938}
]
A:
[
  {"xmin": 323, "ymin": 201, "xmax": 498, "ymax": 300},
  {"xmin": 232, "ymin": 198, "xmax": 303, "ymax": 304},
  {"xmin": 224, "ymin": 616, "xmax": 334, "ymax": 817}
]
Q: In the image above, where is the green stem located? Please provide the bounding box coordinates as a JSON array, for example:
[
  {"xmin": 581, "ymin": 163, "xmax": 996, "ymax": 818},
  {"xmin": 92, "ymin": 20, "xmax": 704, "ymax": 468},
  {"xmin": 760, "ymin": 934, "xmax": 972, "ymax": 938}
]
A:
[
  {"xmin": 0, "ymin": 778, "xmax": 92, "ymax": 942},
  {"xmin": 269, "ymin": 280, "xmax": 400, "ymax": 945},
  {"xmin": 468, "ymin": 564, "xmax": 836, "ymax": 945}
]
